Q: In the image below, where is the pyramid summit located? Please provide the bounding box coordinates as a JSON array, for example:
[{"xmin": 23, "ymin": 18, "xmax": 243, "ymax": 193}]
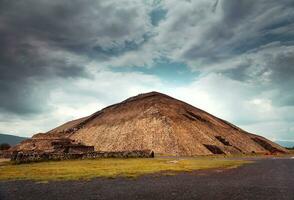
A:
[{"xmin": 15, "ymin": 92, "xmax": 286, "ymax": 156}]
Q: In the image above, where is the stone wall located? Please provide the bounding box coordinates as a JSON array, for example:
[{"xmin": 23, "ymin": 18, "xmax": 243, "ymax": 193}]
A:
[
  {"xmin": 10, "ymin": 150, "xmax": 154, "ymax": 164},
  {"xmin": 0, "ymin": 150, "xmax": 12, "ymax": 158}
]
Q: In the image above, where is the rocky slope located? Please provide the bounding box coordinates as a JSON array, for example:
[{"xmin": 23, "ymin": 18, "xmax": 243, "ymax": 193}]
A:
[{"xmin": 14, "ymin": 92, "xmax": 286, "ymax": 156}]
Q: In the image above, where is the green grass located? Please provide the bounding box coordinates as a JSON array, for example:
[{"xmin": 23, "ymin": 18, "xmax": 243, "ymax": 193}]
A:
[{"xmin": 0, "ymin": 158, "xmax": 250, "ymax": 181}]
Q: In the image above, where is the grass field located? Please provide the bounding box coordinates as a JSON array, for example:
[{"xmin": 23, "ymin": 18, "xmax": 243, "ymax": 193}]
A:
[{"xmin": 0, "ymin": 158, "xmax": 250, "ymax": 181}]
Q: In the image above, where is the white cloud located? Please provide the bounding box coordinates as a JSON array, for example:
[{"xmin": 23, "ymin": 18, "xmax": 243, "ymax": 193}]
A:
[
  {"xmin": 165, "ymin": 73, "xmax": 294, "ymax": 140},
  {"xmin": 0, "ymin": 68, "xmax": 163, "ymax": 136},
  {"xmin": 242, "ymin": 121, "xmax": 294, "ymax": 141}
]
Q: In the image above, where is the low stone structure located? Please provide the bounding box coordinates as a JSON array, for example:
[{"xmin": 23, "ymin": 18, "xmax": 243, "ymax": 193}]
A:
[
  {"xmin": 51, "ymin": 140, "xmax": 94, "ymax": 154},
  {"xmin": 0, "ymin": 150, "xmax": 13, "ymax": 158},
  {"xmin": 10, "ymin": 150, "xmax": 154, "ymax": 164},
  {"xmin": 7, "ymin": 138, "xmax": 95, "ymax": 160},
  {"xmin": 10, "ymin": 136, "xmax": 155, "ymax": 164}
]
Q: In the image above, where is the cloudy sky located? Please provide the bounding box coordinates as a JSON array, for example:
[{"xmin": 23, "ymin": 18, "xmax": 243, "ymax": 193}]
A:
[{"xmin": 0, "ymin": 0, "xmax": 294, "ymax": 141}]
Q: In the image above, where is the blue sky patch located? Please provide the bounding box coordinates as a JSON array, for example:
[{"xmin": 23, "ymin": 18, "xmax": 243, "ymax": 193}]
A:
[{"xmin": 112, "ymin": 59, "xmax": 199, "ymax": 86}]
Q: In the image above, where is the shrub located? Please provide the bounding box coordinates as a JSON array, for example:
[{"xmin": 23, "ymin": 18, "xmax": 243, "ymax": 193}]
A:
[{"xmin": 0, "ymin": 143, "xmax": 11, "ymax": 150}]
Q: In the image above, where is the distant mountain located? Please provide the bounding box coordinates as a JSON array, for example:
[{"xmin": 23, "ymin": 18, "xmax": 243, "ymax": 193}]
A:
[
  {"xmin": 0, "ymin": 133, "xmax": 27, "ymax": 146},
  {"xmin": 275, "ymin": 140, "xmax": 294, "ymax": 148}
]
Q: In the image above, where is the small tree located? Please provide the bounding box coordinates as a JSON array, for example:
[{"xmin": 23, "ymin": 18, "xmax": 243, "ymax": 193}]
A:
[{"xmin": 0, "ymin": 143, "xmax": 11, "ymax": 150}]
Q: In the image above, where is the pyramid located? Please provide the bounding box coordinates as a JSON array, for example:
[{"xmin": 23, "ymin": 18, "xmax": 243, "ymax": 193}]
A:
[{"xmin": 16, "ymin": 92, "xmax": 286, "ymax": 156}]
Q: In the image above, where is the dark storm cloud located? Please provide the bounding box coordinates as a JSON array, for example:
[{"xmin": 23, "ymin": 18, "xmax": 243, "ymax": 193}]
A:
[
  {"xmin": 0, "ymin": 0, "xmax": 149, "ymax": 55},
  {"xmin": 212, "ymin": 0, "xmax": 219, "ymax": 13},
  {"xmin": 0, "ymin": 19, "xmax": 89, "ymax": 114},
  {"xmin": 221, "ymin": 0, "xmax": 254, "ymax": 25},
  {"xmin": 218, "ymin": 0, "xmax": 294, "ymax": 107},
  {"xmin": 175, "ymin": 0, "xmax": 294, "ymax": 107},
  {"xmin": 258, "ymin": 46, "xmax": 294, "ymax": 106},
  {"xmin": 181, "ymin": 0, "xmax": 294, "ymax": 63},
  {"xmin": 222, "ymin": 44, "xmax": 294, "ymax": 107},
  {"xmin": 0, "ymin": 0, "xmax": 151, "ymax": 115}
]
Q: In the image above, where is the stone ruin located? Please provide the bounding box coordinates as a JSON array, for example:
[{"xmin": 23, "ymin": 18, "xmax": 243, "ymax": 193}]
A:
[
  {"xmin": 0, "ymin": 150, "xmax": 11, "ymax": 159},
  {"xmin": 9, "ymin": 138, "xmax": 154, "ymax": 164},
  {"xmin": 11, "ymin": 149, "xmax": 155, "ymax": 164},
  {"xmin": 50, "ymin": 140, "xmax": 94, "ymax": 154}
]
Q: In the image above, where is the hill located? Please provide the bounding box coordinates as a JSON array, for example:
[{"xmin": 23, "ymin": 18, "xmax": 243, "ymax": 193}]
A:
[
  {"xmin": 0, "ymin": 133, "xmax": 27, "ymax": 146},
  {"xmin": 275, "ymin": 140, "xmax": 294, "ymax": 148},
  {"xmin": 14, "ymin": 92, "xmax": 286, "ymax": 156}
]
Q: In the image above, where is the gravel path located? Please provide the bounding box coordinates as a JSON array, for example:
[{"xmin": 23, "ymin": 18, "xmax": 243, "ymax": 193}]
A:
[{"xmin": 0, "ymin": 158, "xmax": 293, "ymax": 200}]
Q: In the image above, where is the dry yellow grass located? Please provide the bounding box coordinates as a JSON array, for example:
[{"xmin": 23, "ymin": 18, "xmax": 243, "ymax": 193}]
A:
[
  {"xmin": 0, "ymin": 158, "xmax": 250, "ymax": 181},
  {"xmin": 0, "ymin": 158, "xmax": 10, "ymax": 166}
]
